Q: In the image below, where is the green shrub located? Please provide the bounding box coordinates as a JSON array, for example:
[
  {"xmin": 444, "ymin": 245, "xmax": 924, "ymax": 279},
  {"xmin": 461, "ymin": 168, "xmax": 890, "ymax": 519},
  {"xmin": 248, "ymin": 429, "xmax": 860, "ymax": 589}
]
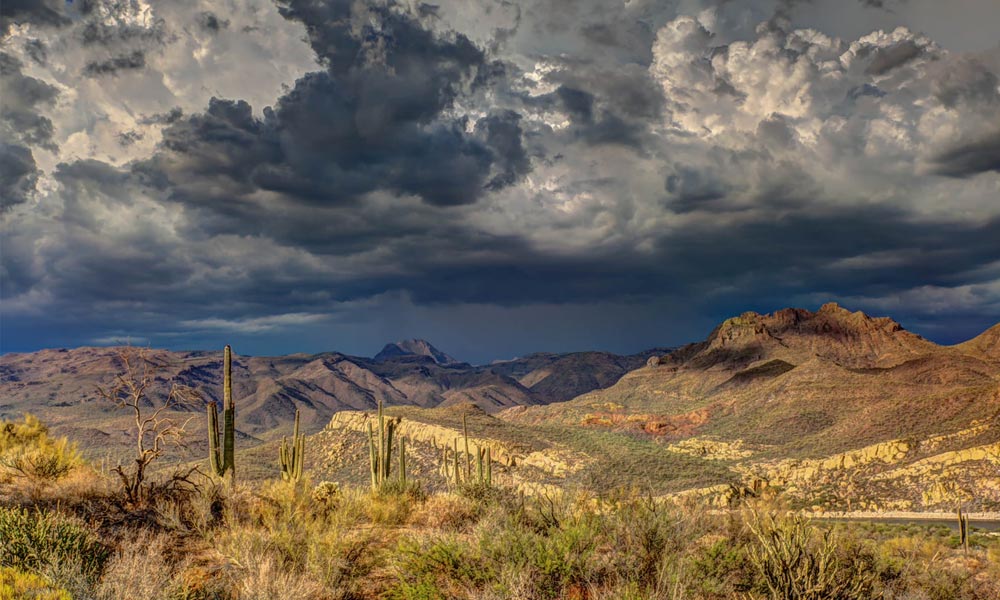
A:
[
  {"xmin": 395, "ymin": 536, "xmax": 489, "ymax": 590},
  {"xmin": 0, "ymin": 506, "xmax": 109, "ymax": 580},
  {"xmin": 479, "ymin": 517, "xmax": 602, "ymax": 599},
  {"xmin": 0, "ymin": 566, "xmax": 72, "ymax": 600},
  {"xmin": 0, "ymin": 415, "xmax": 81, "ymax": 483},
  {"xmin": 744, "ymin": 508, "xmax": 878, "ymax": 600}
]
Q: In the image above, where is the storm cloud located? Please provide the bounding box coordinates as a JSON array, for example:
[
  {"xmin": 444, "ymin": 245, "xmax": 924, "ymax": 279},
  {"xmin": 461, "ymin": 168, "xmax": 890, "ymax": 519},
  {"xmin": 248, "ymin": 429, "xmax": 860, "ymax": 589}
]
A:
[{"xmin": 1, "ymin": 0, "xmax": 999, "ymax": 362}]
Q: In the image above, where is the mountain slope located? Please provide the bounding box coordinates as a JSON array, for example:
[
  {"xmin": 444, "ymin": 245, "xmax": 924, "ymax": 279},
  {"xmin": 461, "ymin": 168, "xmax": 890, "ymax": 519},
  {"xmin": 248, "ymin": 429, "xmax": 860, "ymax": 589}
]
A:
[
  {"xmin": 307, "ymin": 304, "xmax": 1000, "ymax": 511},
  {"xmin": 503, "ymin": 303, "xmax": 998, "ymax": 451},
  {"xmin": 0, "ymin": 343, "xmax": 662, "ymax": 454}
]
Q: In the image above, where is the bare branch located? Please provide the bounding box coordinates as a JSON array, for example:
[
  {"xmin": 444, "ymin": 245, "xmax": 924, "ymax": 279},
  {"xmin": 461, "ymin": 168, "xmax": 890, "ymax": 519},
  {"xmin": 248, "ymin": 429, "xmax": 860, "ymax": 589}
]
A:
[{"xmin": 96, "ymin": 345, "xmax": 202, "ymax": 506}]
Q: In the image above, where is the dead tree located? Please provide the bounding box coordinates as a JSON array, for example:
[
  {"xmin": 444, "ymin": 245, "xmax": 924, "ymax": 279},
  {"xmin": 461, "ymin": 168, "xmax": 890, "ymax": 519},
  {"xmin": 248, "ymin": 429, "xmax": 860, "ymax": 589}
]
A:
[{"xmin": 96, "ymin": 347, "xmax": 199, "ymax": 506}]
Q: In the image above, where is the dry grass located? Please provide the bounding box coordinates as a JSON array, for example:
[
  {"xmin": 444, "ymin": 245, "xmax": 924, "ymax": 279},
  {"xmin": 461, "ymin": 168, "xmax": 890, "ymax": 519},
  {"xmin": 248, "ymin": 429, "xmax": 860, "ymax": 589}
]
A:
[{"xmin": 5, "ymin": 415, "xmax": 1000, "ymax": 600}]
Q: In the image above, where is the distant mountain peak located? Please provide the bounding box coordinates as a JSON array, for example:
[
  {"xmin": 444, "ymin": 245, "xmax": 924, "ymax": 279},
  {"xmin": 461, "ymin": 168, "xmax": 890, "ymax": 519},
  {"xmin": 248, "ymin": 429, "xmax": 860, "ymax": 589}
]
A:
[{"xmin": 373, "ymin": 339, "xmax": 460, "ymax": 365}]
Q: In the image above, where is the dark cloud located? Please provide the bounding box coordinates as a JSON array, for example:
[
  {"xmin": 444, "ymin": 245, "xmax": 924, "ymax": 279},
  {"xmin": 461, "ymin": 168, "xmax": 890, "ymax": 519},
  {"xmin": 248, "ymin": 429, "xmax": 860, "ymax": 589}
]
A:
[
  {"xmin": 931, "ymin": 133, "xmax": 1000, "ymax": 178},
  {"xmin": 864, "ymin": 39, "xmax": 924, "ymax": 75},
  {"xmin": 83, "ymin": 50, "xmax": 147, "ymax": 76},
  {"xmin": 23, "ymin": 38, "xmax": 47, "ymax": 64},
  {"xmin": 135, "ymin": 1, "xmax": 529, "ymax": 210},
  {"xmin": 0, "ymin": 143, "xmax": 38, "ymax": 211},
  {"xmin": 197, "ymin": 12, "xmax": 229, "ymax": 33},
  {"xmin": 138, "ymin": 107, "xmax": 184, "ymax": 125},
  {"xmin": 476, "ymin": 110, "xmax": 530, "ymax": 189},
  {"xmin": 117, "ymin": 130, "xmax": 144, "ymax": 146},
  {"xmin": 0, "ymin": 52, "xmax": 59, "ymax": 150},
  {"xmin": 932, "ymin": 57, "xmax": 1000, "ymax": 109},
  {"xmin": 0, "ymin": 0, "xmax": 69, "ymax": 36}
]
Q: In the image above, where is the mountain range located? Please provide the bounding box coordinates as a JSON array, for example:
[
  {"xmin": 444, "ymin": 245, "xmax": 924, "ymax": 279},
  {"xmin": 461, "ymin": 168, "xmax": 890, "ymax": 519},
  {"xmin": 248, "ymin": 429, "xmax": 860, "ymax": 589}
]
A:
[
  {"xmin": 3, "ymin": 303, "xmax": 998, "ymax": 511},
  {"xmin": 0, "ymin": 338, "xmax": 666, "ymax": 446}
]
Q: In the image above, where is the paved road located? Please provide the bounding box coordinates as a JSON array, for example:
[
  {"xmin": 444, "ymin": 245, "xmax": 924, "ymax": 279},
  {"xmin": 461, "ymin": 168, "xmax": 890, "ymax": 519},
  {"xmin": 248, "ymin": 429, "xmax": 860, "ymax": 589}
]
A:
[{"xmin": 814, "ymin": 516, "xmax": 1000, "ymax": 532}]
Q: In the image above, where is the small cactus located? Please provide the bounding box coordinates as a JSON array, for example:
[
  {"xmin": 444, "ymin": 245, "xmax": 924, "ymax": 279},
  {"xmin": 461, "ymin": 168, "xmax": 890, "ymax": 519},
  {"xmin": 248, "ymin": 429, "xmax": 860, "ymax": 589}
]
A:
[{"xmin": 279, "ymin": 409, "xmax": 305, "ymax": 482}]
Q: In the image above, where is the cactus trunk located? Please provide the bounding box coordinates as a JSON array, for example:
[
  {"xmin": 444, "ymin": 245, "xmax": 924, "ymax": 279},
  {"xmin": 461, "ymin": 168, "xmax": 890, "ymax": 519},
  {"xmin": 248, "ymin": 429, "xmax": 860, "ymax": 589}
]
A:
[
  {"xmin": 208, "ymin": 345, "xmax": 236, "ymax": 478},
  {"xmin": 279, "ymin": 409, "xmax": 305, "ymax": 482}
]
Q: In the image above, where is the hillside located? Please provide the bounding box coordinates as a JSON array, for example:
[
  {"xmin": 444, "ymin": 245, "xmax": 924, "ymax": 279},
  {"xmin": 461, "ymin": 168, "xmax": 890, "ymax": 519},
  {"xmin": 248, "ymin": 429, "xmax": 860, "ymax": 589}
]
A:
[
  {"xmin": 485, "ymin": 303, "xmax": 1000, "ymax": 510},
  {"xmin": 297, "ymin": 304, "xmax": 1000, "ymax": 512}
]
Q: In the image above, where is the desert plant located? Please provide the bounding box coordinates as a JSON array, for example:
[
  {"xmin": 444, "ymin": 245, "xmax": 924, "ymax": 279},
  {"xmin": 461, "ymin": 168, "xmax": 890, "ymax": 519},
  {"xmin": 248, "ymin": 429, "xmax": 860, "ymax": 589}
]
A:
[
  {"xmin": 744, "ymin": 506, "xmax": 876, "ymax": 600},
  {"xmin": 957, "ymin": 506, "xmax": 970, "ymax": 554},
  {"xmin": 96, "ymin": 346, "xmax": 199, "ymax": 505},
  {"xmin": 279, "ymin": 409, "xmax": 305, "ymax": 483},
  {"xmin": 0, "ymin": 567, "xmax": 71, "ymax": 600},
  {"xmin": 0, "ymin": 506, "xmax": 110, "ymax": 580},
  {"xmin": 368, "ymin": 400, "xmax": 406, "ymax": 491},
  {"xmin": 0, "ymin": 415, "xmax": 81, "ymax": 485},
  {"xmin": 95, "ymin": 531, "xmax": 175, "ymax": 600},
  {"xmin": 443, "ymin": 414, "xmax": 493, "ymax": 489},
  {"xmin": 208, "ymin": 344, "xmax": 236, "ymax": 479}
]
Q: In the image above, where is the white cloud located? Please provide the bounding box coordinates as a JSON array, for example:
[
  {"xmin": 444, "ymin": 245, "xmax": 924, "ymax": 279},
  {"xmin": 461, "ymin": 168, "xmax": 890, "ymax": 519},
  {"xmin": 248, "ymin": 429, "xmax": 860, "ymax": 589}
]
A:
[{"xmin": 180, "ymin": 312, "xmax": 330, "ymax": 333}]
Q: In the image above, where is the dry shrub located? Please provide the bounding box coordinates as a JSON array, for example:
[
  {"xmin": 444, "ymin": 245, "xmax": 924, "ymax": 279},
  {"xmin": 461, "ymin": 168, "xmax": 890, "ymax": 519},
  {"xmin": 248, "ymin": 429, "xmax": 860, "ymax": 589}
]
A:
[
  {"xmin": 365, "ymin": 490, "xmax": 416, "ymax": 527},
  {"xmin": 94, "ymin": 531, "xmax": 174, "ymax": 600},
  {"xmin": 409, "ymin": 493, "xmax": 479, "ymax": 531},
  {"xmin": 222, "ymin": 529, "xmax": 326, "ymax": 600}
]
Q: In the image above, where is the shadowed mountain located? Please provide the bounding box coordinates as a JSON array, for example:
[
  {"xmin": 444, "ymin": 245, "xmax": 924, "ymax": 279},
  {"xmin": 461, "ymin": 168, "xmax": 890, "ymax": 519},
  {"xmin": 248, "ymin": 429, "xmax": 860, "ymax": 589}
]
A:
[
  {"xmin": 373, "ymin": 339, "xmax": 462, "ymax": 366},
  {"xmin": 0, "ymin": 342, "xmax": 667, "ymax": 453}
]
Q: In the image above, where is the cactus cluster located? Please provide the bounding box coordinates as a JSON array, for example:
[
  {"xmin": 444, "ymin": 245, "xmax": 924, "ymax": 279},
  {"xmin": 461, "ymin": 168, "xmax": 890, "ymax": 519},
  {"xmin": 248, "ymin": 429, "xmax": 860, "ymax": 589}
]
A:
[
  {"xmin": 208, "ymin": 345, "xmax": 236, "ymax": 479},
  {"xmin": 439, "ymin": 413, "xmax": 492, "ymax": 487},
  {"xmin": 279, "ymin": 409, "xmax": 305, "ymax": 482},
  {"xmin": 367, "ymin": 400, "xmax": 406, "ymax": 490}
]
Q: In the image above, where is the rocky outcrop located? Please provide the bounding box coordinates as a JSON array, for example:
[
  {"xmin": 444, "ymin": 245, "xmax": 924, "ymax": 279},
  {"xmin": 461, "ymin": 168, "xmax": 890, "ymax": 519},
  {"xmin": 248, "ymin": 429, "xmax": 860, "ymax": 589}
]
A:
[{"xmin": 324, "ymin": 409, "xmax": 591, "ymax": 475}]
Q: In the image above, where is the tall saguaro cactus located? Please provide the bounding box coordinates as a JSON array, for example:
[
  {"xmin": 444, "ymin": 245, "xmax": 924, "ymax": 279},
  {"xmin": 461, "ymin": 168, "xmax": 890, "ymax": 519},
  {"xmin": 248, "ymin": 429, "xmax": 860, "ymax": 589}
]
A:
[
  {"xmin": 443, "ymin": 412, "xmax": 493, "ymax": 488},
  {"xmin": 279, "ymin": 409, "xmax": 305, "ymax": 482},
  {"xmin": 368, "ymin": 399, "xmax": 405, "ymax": 490},
  {"xmin": 958, "ymin": 506, "xmax": 970, "ymax": 554},
  {"xmin": 208, "ymin": 345, "xmax": 236, "ymax": 478}
]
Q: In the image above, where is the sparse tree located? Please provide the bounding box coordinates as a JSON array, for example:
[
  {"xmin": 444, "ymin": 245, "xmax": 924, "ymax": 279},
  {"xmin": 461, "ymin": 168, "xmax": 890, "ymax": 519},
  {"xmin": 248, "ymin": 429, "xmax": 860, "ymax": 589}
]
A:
[{"xmin": 96, "ymin": 347, "xmax": 199, "ymax": 506}]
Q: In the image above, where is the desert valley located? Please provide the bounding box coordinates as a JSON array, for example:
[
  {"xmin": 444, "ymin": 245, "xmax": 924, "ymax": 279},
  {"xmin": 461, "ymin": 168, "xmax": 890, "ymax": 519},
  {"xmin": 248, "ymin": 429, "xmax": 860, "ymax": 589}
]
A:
[{"xmin": 2, "ymin": 304, "xmax": 999, "ymax": 598}]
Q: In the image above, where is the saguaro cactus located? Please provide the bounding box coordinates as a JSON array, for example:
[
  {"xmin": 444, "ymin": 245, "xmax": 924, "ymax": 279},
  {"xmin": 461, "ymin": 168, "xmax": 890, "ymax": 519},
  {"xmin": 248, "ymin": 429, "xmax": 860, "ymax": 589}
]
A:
[
  {"xmin": 368, "ymin": 399, "xmax": 405, "ymax": 490},
  {"xmin": 958, "ymin": 506, "xmax": 970, "ymax": 554},
  {"xmin": 445, "ymin": 412, "xmax": 493, "ymax": 488},
  {"xmin": 279, "ymin": 409, "xmax": 305, "ymax": 482},
  {"xmin": 208, "ymin": 345, "xmax": 236, "ymax": 478}
]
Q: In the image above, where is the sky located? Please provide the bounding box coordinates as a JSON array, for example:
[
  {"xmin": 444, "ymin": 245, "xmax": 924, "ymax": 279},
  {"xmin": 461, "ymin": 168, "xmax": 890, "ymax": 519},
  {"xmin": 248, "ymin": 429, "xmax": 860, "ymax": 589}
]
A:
[{"xmin": 1, "ymin": 0, "xmax": 998, "ymax": 364}]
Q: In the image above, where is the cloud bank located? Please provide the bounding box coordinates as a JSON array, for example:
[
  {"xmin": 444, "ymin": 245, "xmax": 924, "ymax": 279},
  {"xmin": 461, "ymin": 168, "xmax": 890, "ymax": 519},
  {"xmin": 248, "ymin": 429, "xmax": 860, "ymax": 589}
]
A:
[{"xmin": 1, "ymin": 0, "xmax": 998, "ymax": 362}]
